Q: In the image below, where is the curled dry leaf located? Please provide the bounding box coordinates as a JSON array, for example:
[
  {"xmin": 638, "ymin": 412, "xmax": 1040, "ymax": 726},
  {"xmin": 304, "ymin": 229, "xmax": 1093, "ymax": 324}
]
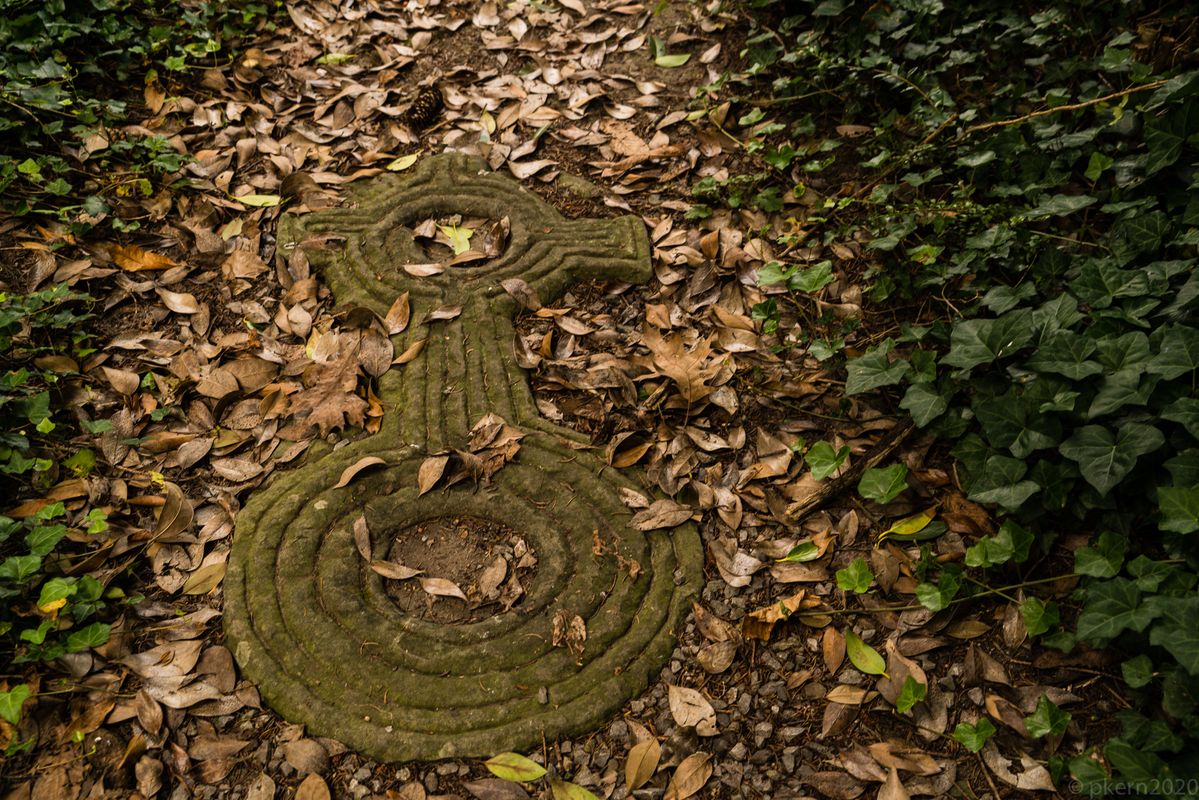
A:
[
  {"xmin": 156, "ymin": 287, "xmax": 200, "ymax": 314},
  {"xmin": 404, "ymin": 263, "xmax": 445, "ymax": 277},
  {"xmin": 463, "ymin": 778, "xmax": 529, "ymax": 800},
  {"xmin": 334, "ymin": 456, "xmax": 386, "ymax": 489},
  {"xmin": 294, "ymin": 774, "xmax": 331, "ymax": 800},
  {"xmin": 353, "ymin": 516, "xmax": 371, "ymax": 561},
  {"xmin": 667, "ymin": 684, "xmax": 717, "ymax": 735},
  {"xmin": 742, "ymin": 589, "xmax": 819, "ymax": 641},
  {"xmin": 420, "ymin": 577, "xmax": 467, "ymax": 601},
  {"xmin": 879, "ymin": 767, "xmax": 911, "ymax": 800},
  {"xmin": 501, "ymin": 278, "xmax": 541, "ymax": 311},
  {"xmin": 629, "ymin": 498, "xmax": 693, "ymax": 531},
  {"xmin": 370, "ymin": 561, "xmax": 422, "ymax": 581},
  {"xmin": 980, "ymin": 744, "xmax": 1055, "ymax": 791},
  {"xmin": 625, "ymin": 737, "xmax": 660, "ymax": 790},
  {"xmin": 664, "ymin": 752, "xmax": 712, "ymax": 800},
  {"xmin": 426, "ymin": 304, "xmax": 463, "ymax": 322},
  {"xmin": 394, "ymin": 338, "xmax": 428, "ymax": 365},
  {"xmin": 114, "ymin": 244, "xmax": 178, "ymax": 271},
  {"xmin": 385, "ymin": 292, "xmax": 411, "ymax": 334},
  {"xmin": 181, "ymin": 562, "xmax": 226, "ymax": 595},
  {"xmin": 153, "ymin": 482, "xmax": 194, "ymax": 540},
  {"xmin": 418, "ymin": 454, "xmax": 450, "ymax": 495},
  {"xmin": 102, "ymin": 366, "xmax": 140, "ymax": 395}
]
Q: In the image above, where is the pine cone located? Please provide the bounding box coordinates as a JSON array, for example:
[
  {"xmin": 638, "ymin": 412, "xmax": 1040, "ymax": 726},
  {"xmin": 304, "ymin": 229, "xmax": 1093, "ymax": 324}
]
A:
[{"xmin": 405, "ymin": 85, "xmax": 443, "ymax": 129}]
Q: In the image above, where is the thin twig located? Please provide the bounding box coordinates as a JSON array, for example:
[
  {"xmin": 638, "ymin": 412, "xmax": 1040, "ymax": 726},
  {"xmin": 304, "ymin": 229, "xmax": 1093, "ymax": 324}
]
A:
[{"xmin": 961, "ymin": 79, "xmax": 1168, "ymax": 137}]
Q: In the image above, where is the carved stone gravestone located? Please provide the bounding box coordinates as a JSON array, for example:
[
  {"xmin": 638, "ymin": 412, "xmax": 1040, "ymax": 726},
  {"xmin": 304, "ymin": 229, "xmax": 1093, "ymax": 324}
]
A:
[{"xmin": 224, "ymin": 153, "xmax": 703, "ymax": 762}]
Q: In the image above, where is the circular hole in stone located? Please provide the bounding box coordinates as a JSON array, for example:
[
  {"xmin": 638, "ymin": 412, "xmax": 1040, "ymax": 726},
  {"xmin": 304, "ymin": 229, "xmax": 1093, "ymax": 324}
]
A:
[
  {"xmin": 410, "ymin": 214, "xmax": 510, "ymax": 268},
  {"xmin": 384, "ymin": 515, "xmax": 536, "ymax": 624}
]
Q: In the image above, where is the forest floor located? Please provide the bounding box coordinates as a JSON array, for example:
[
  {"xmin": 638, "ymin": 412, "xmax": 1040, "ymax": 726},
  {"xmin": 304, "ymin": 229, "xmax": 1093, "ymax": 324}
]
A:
[{"xmin": 0, "ymin": 2, "xmax": 1135, "ymax": 799}]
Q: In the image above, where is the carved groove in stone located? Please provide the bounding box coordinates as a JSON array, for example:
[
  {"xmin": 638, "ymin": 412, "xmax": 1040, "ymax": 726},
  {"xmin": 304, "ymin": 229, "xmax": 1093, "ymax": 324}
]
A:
[{"xmin": 224, "ymin": 153, "xmax": 703, "ymax": 762}]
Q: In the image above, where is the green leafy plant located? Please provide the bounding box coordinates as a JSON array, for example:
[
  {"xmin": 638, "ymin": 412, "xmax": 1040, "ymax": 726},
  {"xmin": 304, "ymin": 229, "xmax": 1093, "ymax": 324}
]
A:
[{"xmin": 732, "ymin": 0, "xmax": 1199, "ymax": 783}]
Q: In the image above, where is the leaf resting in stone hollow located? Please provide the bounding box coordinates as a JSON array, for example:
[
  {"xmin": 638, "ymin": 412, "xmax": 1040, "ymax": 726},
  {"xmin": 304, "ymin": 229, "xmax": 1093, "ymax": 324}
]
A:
[
  {"xmin": 370, "ymin": 561, "xmax": 422, "ymax": 580},
  {"xmin": 420, "ymin": 577, "xmax": 467, "ymax": 601}
]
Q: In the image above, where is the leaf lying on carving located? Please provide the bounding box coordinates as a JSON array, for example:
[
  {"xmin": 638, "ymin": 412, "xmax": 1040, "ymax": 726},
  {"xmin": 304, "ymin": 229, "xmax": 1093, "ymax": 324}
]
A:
[
  {"xmin": 385, "ymin": 292, "xmax": 411, "ymax": 334},
  {"xmin": 420, "ymin": 577, "xmax": 467, "ymax": 601},
  {"xmin": 418, "ymin": 455, "xmax": 449, "ymax": 495},
  {"xmin": 370, "ymin": 561, "xmax": 422, "ymax": 580},
  {"xmin": 393, "ymin": 338, "xmax": 427, "ymax": 365},
  {"xmin": 629, "ymin": 498, "xmax": 692, "ymax": 530},
  {"xmin": 403, "ymin": 262, "xmax": 445, "ymax": 277},
  {"xmin": 353, "ymin": 516, "xmax": 371, "ymax": 561},
  {"xmin": 334, "ymin": 456, "xmax": 386, "ymax": 488},
  {"xmin": 427, "ymin": 304, "xmax": 463, "ymax": 322},
  {"xmin": 286, "ymin": 348, "xmax": 369, "ymax": 437}
]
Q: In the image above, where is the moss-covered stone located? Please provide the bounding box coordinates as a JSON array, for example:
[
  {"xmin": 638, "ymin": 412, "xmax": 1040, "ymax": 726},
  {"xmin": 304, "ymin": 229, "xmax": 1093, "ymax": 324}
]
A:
[{"xmin": 224, "ymin": 153, "xmax": 703, "ymax": 762}]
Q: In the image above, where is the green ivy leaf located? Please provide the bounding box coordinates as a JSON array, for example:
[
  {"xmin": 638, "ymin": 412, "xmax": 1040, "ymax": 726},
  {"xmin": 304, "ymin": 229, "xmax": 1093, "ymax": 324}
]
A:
[
  {"xmin": 1025, "ymin": 193, "xmax": 1096, "ymax": 218},
  {"xmin": 895, "ymin": 676, "xmax": 926, "ymax": 714},
  {"xmin": 65, "ymin": 622, "xmax": 110, "ymax": 653},
  {"xmin": 1026, "ymin": 331, "xmax": 1103, "ymax": 379},
  {"xmin": 1019, "ymin": 597, "xmax": 1059, "ymax": 637},
  {"xmin": 964, "ymin": 520, "xmax": 1034, "ymax": 568},
  {"xmin": 0, "ymin": 684, "xmax": 31, "ymax": 725},
  {"xmin": 0, "ymin": 555, "xmax": 42, "ymax": 583},
  {"xmin": 1158, "ymin": 484, "xmax": 1199, "ymax": 534},
  {"xmin": 1077, "ymin": 578, "xmax": 1158, "ymax": 645},
  {"xmin": 485, "ymin": 752, "xmax": 547, "ymax": 782},
  {"xmin": 901, "ymin": 383, "xmax": 949, "ymax": 427},
  {"xmin": 942, "ymin": 311, "xmax": 1034, "ymax": 370},
  {"xmin": 845, "ymin": 340, "xmax": 910, "ymax": 395},
  {"xmin": 1024, "ymin": 695, "xmax": 1071, "ymax": 738},
  {"xmin": 835, "ymin": 557, "xmax": 874, "ymax": 593},
  {"xmin": 1074, "ymin": 531, "xmax": 1127, "ymax": 578},
  {"xmin": 844, "ymin": 629, "xmax": 887, "ymax": 676},
  {"xmin": 1162, "ymin": 398, "xmax": 1199, "ymax": 440},
  {"xmin": 804, "ymin": 441, "xmax": 850, "ymax": 480},
  {"xmin": 1147, "ymin": 324, "xmax": 1199, "ymax": 380},
  {"xmin": 915, "ymin": 570, "xmax": 961, "ymax": 612},
  {"xmin": 858, "ymin": 463, "xmax": 908, "ymax": 504},
  {"xmin": 1059, "ymin": 423, "xmax": 1165, "ymax": 496},
  {"xmin": 788, "ymin": 261, "xmax": 834, "ymax": 294},
  {"xmin": 1121, "ymin": 655, "xmax": 1154, "ymax": 689},
  {"xmin": 952, "ymin": 718, "xmax": 996, "ymax": 753}
]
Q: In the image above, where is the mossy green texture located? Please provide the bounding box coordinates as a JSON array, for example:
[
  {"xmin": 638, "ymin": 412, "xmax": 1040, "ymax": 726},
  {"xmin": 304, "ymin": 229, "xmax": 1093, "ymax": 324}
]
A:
[{"xmin": 224, "ymin": 153, "xmax": 703, "ymax": 762}]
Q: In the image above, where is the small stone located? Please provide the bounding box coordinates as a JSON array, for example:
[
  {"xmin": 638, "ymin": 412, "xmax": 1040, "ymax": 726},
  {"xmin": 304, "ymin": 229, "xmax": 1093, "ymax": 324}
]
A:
[{"xmin": 729, "ymin": 742, "xmax": 748, "ymax": 760}]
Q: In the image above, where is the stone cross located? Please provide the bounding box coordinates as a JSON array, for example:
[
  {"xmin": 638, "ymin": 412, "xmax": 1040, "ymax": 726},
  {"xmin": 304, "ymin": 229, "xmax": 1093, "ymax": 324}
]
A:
[{"xmin": 225, "ymin": 154, "xmax": 702, "ymax": 762}]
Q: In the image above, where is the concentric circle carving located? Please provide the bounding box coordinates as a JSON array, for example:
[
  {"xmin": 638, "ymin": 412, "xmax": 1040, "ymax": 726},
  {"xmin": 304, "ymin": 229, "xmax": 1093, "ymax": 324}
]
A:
[{"xmin": 224, "ymin": 153, "xmax": 702, "ymax": 762}]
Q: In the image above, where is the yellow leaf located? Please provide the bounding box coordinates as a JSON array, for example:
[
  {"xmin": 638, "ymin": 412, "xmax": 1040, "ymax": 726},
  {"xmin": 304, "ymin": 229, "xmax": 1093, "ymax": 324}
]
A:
[
  {"xmin": 438, "ymin": 224, "xmax": 473, "ymax": 255},
  {"xmin": 38, "ymin": 597, "xmax": 67, "ymax": 615},
  {"xmin": 234, "ymin": 193, "xmax": 282, "ymax": 207},
  {"xmin": 877, "ymin": 506, "xmax": 937, "ymax": 544},
  {"xmin": 386, "ymin": 154, "xmax": 420, "ymax": 171},
  {"xmin": 113, "ymin": 244, "xmax": 178, "ymax": 272}
]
